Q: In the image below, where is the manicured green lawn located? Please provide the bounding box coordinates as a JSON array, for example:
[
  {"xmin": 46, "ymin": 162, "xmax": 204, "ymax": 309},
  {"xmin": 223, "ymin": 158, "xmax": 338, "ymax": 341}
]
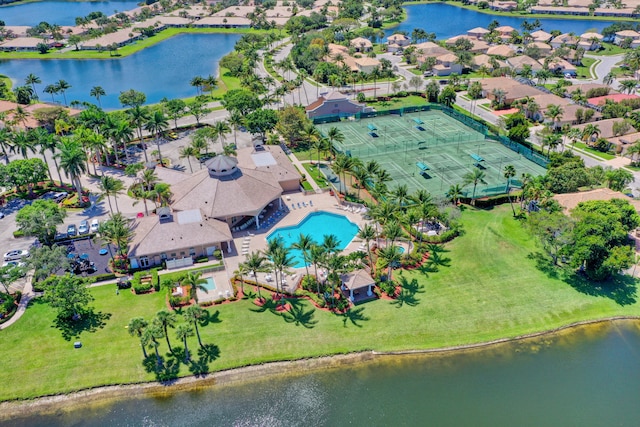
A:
[
  {"xmin": 302, "ymin": 162, "xmax": 329, "ymax": 188},
  {"xmin": 2, "ymin": 206, "xmax": 639, "ymax": 400},
  {"xmin": 366, "ymin": 95, "xmax": 428, "ymax": 109},
  {"xmin": 576, "ymin": 57, "xmax": 596, "ymax": 79},
  {"xmin": 592, "ymin": 43, "xmax": 629, "ymax": 56},
  {"xmin": 572, "ymin": 142, "xmax": 616, "ymax": 160}
]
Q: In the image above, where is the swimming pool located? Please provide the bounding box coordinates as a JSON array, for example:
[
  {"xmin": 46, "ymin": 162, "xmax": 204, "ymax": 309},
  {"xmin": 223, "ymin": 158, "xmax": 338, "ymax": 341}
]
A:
[
  {"xmin": 203, "ymin": 277, "xmax": 216, "ymax": 292},
  {"xmin": 397, "ymin": 246, "xmax": 406, "ymax": 254},
  {"xmin": 267, "ymin": 211, "xmax": 359, "ymax": 268}
]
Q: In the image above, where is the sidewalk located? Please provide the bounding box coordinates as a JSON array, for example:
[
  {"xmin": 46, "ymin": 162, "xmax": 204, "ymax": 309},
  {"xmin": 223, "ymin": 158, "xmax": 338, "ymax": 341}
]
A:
[
  {"xmin": 0, "ymin": 272, "xmax": 37, "ymax": 330},
  {"xmin": 288, "ymin": 152, "xmax": 320, "ymax": 191}
]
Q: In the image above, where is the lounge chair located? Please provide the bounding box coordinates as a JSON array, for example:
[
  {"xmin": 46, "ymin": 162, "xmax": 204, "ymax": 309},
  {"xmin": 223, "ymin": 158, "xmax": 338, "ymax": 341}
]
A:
[
  {"xmin": 291, "ymin": 204, "xmax": 296, "ymax": 210},
  {"xmin": 309, "ymin": 200, "xmax": 313, "ymax": 206},
  {"xmin": 297, "ymin": 202, "xmax": 301, "ymax": 208}
]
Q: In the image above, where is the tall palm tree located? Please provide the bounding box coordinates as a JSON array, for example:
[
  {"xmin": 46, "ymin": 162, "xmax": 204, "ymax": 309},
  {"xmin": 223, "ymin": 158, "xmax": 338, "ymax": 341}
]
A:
[
  {"xmin": 155, "ymin": 309, "xmax": 177, "ymax": 353},
  {"xmin": 308, "ymin": 244, "xmax": 325, "ymax": 295},
  {"xmin": 140, "ymin": 168, "xmax": 158, "ymax": 192},
  {"xmin": 128, "ymin": 317, "xmax": 149, "ymax": 359},
  {"xmin": 544, "ymin": 104, "xmax": 564, "ymax": 130},
  {"xmin": 270, "ymin": 245, "xmax": 295, "ymax": 306},
  {"xmin": 213, "ymin": 120, "xmax": 231, "ymax": 148},
  {"xmin": 89, "ymin": 86, "xmax": 106, "ymax": 108},
  {"xmin": 144, "ymin": 320, "xmax": 164, "ymax": 366},
  {"xmin": 11, "ymin": 130, "xmax": 36, "ymax": 159},
  {"xmin": 244, "ymin": 251, "xmax": 268, "ymax": 301},
  {"xmin": 184, "ymin": 304, "xmax": 205, "ymax": 347},
  {"xmin": 378, "ymin": 245, "xmax": 403, "ymax": 282},
  {"xmin": 292, "ymin": 233, "xmax": 313, "ymax": 282},
  {"xmin": 183, "ymin": 271, "xmax": 208, "ymax": 303},
  {"xmin": 144, "ymin": 111, "xmax": 169, "ymax": 166},
  {"xmin": 175, "ymin": 324, "xmax": 194, "ymax": 362},
  {"xmin": 56, "ymin": 138, "xmax": 87, "ymax": 199},
  {"xmin": 100, "ymin": 213, "xmax": 133, "ymax": 257},
  {"xmin": 25, "ymin": 73, "xmax": 41, "ymax": 100},
  {"xmin": 503, "ymin": 164, "xmax": 516, "ymax": 216},
  {"xmin": 99, "ymin": 175, "xmax": 124, "ymax": 214},
  {"xmin": 0, "ymin": 127, "xmax": 11, "ymax": 165},
  {"xmin": 358, "ymin": 224, "xmax": 376, "ymax": 267},
  {"xmin": 43, "ymin": 84, "xmax": 59, "ymax": 103},
  {"xmin": 227, "ymin": 111, "xmax": 245, "ymax": 146},
  {"xmin": 127, "ymin": 105, "xmax": 151, "ymax": 163},
  {"xmin": 352, "ymin": 166, "xmax": 370, "ymax": 199},
  {"xmin": 56, "ymin": 79, "xmax": 71, "ymax": 106},
  {"xmin": 179, "ymin": 145, "xmax": 198, "ymax": 173},
  {"xmin": 28, "ymin": 128, "xmax": 55, "ymax": 183},
  {"xmin": 463, "ymin": 168, "xmax": 487, "ymax": 203}
]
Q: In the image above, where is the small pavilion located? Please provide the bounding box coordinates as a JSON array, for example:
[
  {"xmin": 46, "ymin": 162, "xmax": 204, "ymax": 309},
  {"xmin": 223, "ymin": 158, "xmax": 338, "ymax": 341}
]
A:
[{"xmin": 341, "ymin": 269, "xmax": 375, "ymax": 303}]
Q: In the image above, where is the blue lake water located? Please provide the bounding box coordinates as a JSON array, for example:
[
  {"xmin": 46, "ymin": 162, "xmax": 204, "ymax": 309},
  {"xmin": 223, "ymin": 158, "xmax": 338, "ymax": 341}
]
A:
[
  {"xmin": 0, "ymin": 0, "xmax": 141, "ymax": 26},
  {"xmin": 5, "ymin": 321, "xmax": 640, "ymax": 426},
  {"xmin": 267, "ymin": 211, "xmax": 359, "ymax": 267},
  {"xmin": 0, "ymin": 33, "xmax": 241, "ymax": 110},
  {"xmin": 387, "ymin": 3, "xmax": 621, "ymax": 39}
]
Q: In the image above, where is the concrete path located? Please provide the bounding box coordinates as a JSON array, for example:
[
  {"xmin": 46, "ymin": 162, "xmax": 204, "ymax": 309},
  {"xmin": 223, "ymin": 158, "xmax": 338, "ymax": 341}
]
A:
[
  {"xmin": 0, "ymin": 272, "xmax": 37, "ymax": 331},
  {"xmin": 288, "ymin": 153, "xmax": 320, "ymax": 191}
]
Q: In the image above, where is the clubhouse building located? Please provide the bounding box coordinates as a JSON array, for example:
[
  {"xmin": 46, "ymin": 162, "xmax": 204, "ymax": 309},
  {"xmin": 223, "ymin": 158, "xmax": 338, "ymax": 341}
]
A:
[{"xmin": 128, "ymin": 145, "xmax": 300, "ymax": 269}]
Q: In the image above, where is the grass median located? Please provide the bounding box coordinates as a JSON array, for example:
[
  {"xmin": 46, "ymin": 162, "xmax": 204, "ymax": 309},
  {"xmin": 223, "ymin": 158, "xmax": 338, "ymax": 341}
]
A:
[{"xmin": 1, "ymin": 205, "xmax": 639, "ymax": 401}]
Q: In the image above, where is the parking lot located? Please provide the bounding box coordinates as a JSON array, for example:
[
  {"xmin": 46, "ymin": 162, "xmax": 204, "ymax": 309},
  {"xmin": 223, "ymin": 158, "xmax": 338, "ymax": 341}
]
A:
[{"xmin": 55, "ymin": 237, "xmax": 116, "ymax": 278}]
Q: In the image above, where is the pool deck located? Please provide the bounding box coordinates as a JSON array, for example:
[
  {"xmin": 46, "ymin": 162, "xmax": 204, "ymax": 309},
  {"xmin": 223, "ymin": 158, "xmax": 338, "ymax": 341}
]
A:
[
  {"xmin": 223, "ymin": 191, "xmax": 371, "ymax": 295},
  {"xmin": 197, "ymin": 271, "xmax": 233, "ymax": 303}
]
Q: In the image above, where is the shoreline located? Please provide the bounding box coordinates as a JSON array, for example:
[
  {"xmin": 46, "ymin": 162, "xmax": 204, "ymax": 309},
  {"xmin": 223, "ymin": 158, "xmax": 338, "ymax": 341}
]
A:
[{"xmin": 1, "ymin": 315, "xmax": 637, "ymax": 419}]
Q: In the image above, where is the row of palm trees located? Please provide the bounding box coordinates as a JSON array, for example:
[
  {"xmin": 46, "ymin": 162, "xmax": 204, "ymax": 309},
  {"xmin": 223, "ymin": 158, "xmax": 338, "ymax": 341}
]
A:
[{"xmin": 128, "ymin": 304, "xmax": 206, "ymax": 365}]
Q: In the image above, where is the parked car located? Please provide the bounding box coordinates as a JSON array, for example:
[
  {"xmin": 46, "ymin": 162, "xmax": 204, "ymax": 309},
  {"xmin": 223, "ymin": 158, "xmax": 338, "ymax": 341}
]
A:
[
  {"xmin": 2, "ymin": 261, "xmax": 26, "ymax": 268},
  {"xmin": 90, "ymin": 219, "xmax": 100, "ymax": 233},
  {"xmin": 67, "ymin": 224, "xmax": 77, "ymax": 237},
  {"xmin": 3, "ymin": 249, "xmax": 29, "ymax": 261},
  {"xmin": 0, "ymin": 212, "xmax": 4, "ymax": 219},
  {"xmin": 78, "ymin": 220, "xmax": 89, "ymax": 235}
]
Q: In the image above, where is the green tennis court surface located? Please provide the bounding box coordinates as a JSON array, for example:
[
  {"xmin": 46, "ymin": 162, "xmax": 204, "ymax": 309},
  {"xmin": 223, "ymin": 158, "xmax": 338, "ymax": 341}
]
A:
[{"xmin": 316, "ymin": 110, "xmax": 546, "ymax": 197}]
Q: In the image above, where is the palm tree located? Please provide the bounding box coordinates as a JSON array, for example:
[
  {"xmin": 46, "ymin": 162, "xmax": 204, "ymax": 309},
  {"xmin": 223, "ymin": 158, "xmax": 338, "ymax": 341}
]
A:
[
  {"xmin": 321, "ymin": 234, "xmax": 341, "ymax": 255},
  {"xmin": 140, "ymin": 168, "xmax": 158, "ymax": 192},
  {"xmin": 56, "ymin": 138, "xmax": 87, "ymax": 200},
  {"xmin": 581, "ymin": 123, "xmax": 600, "ymax": 145},
  {"xmin": 99, "ymin": 213, "xmax": 133, "ymax": 257},
  {"xmin": 378, "ymin": 245, "xmax": 403, "ymax": 282},
  {"xmin": 462, "ymin": 168, "xmax": 487, "ymax": 203},
  {"xmin": 175, "ymin": 324, "xmax": 194, "ymax": 362},
  {"xmin": 144, "ymin": 111, "xmax": 169, "ymax": 166},
  {"xmin": 352, "ymin": 166, "xmax": 370, "ymax": 199},
  {"xmin": 144, "ymin": 320, "xmax": 164, "ymax": 366},
  {"xmin": 244, "ymin": 251, "xmax": 268, "ymax": 301},
  {"xmin": 309, "ymin": 244, "xmax": 325, "ymax": 295},
  {"xmin": 25, "ymin": 73, "xmax": 41, "ymax": 100},
  {"xmin": 358, "ymin": 223, "xmax": 376, "ymax": 267},
  {"xmin": 128, "ymin": 317, "xmax": 149, "ymax": 359},
  {"xmin": 183, "ymin": 271, "xmax": 208, "ymax": 303},
  {"xmin": 43, "ymin": 84, "xmax": 59, "ymax": 103},
  {"xmin": 227, "ymin": 111, "xmax": 244, "ymax": 146},
  {"xmin": 89, "ymin": 86, "xmax": 106, "ymax": 108},
  {"xmin": 11, "ymin": 130, "xmax": 36, "ymax": 159},
  {"xmin": 503, "ymin": 164, "xmax": 516, "ymax": 216},
  {"xmin": 56, "ymin": 79, "xmax": 71, "ymax": 106},
  {"xmin": 179, "ymin": 145, "xmax": 198, "ymax": 173},
  {"xmin": 544, "ymin": 104, "xmax": 564, "ymax": 130},
  {"xmin": 603, "ymin": 72, "xmax": 615, "ymax": 86},
  {"xmin": 184, "ymin": 305, "xmax": 205, "ymax": 347},
  {"xmin": 292, "ymin": 233, "xmax": 313, "ymax": 282},
  {"xmin": 127, "ymin": 105, "xmax": 151, "ymax": 163},
  {"xmin": 98, "ymin": 175, "xmax": 124, "ymax": 214},
  {"xmin": 383, "ymin": 220, "xmax": 403, "ymax": 246},
  {"xmin": 155, "ymin": 309, "xmax": 177, "ymax": 353},
  {"xmin": 212, "ymin": 120, "xmax": 231, "ymax": 148}
]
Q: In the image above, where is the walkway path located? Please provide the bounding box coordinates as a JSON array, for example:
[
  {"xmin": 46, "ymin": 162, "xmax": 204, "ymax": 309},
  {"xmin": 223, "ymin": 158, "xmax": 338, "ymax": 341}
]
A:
[
  {"xmin": 288, "ymin": 152, "xmax": 320, "ymax": 191},
  {"xmin": 0, "ymin": 272, "xmax": 37, "ymax": 330}
]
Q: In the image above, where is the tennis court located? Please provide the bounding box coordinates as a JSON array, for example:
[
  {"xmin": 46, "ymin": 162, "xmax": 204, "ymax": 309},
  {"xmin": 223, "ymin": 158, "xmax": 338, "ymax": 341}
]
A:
[{"xmin": 316, "ymin": 109, "xmax": 547, "ymax": 197}]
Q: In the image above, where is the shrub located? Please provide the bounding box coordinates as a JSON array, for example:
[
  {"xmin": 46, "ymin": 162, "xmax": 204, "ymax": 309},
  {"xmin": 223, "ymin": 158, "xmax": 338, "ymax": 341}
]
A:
[
  {"xmin": 87, "ymin": 273, "xmax": 117, "ymax": 284},
  {"xmin": 133, "ymin": 281, "xmax": 153, "ymax": 294},
  {"xmin": 378, "ymin": 280, "xmax": 396, "ymax": 296},
  {"xmin": 195, "ymin": 256, "xmax": 208, "ymax": 263},
  {"xmin": 12, "ymin": 230, "xmax": 24, "ymax": 238},
  {"xmin": 295, "ymin": 288, "xmax": 325, "ymax": 307}
]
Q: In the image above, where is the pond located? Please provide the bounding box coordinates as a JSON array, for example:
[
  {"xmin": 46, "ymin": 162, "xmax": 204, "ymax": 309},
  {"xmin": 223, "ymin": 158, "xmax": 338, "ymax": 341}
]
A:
[
  {"xmin": 5, "ymin": 321, "xmax": 640, "ymax": 426},
  {"xmin": 0, "ymin": 33, "xmax": 240, "ymax": 110},
  {"xmin": 1, "ymin": 0, "xmax": 142, "ymax": 27},
  {"xmin": 386, "ymin": 3, "xmax": 621, "ymax": 39}
]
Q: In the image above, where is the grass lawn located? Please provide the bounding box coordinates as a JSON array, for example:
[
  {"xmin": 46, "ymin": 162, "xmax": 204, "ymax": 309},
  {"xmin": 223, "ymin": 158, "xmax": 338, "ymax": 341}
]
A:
[
  {"xmin": 302, "ymin": 162, "xmax": 329, "ymax": 188},
  {"xmin": 576, "ymin": 57, "xmax": 596, "ymax": 79},
  {"xmin": 572, "ymin": 142, "xmax": 616, "ymax": 160},
  {"xmin": 592, "ymin": 43, "xmax": 629, "ymax": 56},
  {"xmin": 366, "ymin": 95, "xmax": 428, "ymax": 109},
  {"xmin": 2, "ymin": 206, "xmax": 640, "ymax": 400}
]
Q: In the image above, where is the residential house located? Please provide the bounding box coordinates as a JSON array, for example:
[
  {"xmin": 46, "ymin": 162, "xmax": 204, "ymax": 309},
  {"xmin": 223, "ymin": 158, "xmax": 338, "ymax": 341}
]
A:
[
  {"xmin": 527, "ymin": 41, "xmax": 553, "ymax": 56},
  {"xmin": 0, "ymin": 37, "xmax": 55, "ymax": 51},
  {"xmin": 491, "ymin": 1, "xmax": 518, "ymax": 11},
  {"xmin": 486, "ymin": 44, "xmax": 516, "ymax": 58},
  {"xmin": 481, "ymin": 77, "xmax": 544, "ymax": 106},
  {"xmin": 445, "ymin": 35, "xmax": 489, "ymax": 53},
  {"xmin": 579, "ymin": 32, "xmax": 603, "ymax": 51},
  {"xmin": 494, "ymin": 25, "xmax": 516, "ymax": 41},
  {"xmin": 467, "ymin": 27, "xmax": 490, "ymax": 39},
  {"xmin": 386, "ymin": 33, "xmax": 410, "ymax": 52},
  {"xmin": 550, "ymin": 33, "xmax": 579, "ymax": 49},
  {"xmin": 506, "ymin": 55, "xmax": 543, "ymax": 74},
  {"xmin": 546, "ymin": 57, "xmax": 577, "ymax": 76},
  {"xmin": 433, "ymin": 53, "xmax": 463, "ymax": 76},
  {"xmin": 350, "ymin": 37, "xmax": 373, "ymax": 52},
  {"xmin": 530, "ymin": 30, "xmax": 553, "ymax": 43},
  {"xmin": 614, "ymin": 30, "xmax": 640, "ymax": 47}
]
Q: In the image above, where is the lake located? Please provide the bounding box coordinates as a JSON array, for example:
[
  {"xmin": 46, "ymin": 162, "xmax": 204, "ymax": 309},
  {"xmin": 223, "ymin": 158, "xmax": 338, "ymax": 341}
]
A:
[
  {"xmin": 5, "ymin": 321, "xmax": 640, "ymax": 426},
  {"xmin": 0, "ymin": 0, "xmax": 142, "ymax": 27},
  {"xmin": 387, "ymin": 3, "xmax": 621, "ymax": 39},
  {"xmin": 0, "ymin": 33, "xmax": 240, "ymax": 110}
]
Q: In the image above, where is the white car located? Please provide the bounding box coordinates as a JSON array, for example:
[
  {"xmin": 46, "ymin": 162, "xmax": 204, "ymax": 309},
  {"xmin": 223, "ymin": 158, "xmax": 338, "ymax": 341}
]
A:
[
  {"xmin": 90, "ymin": 219, "xmax": 100, "ymax": 233},
  {"xmin": 2, "ymin": 261, "xmax": 25, "ymax": 268},
  {"xmin": 78, "ymin": 220, "xmax": 89, "ymax": 235},
  {"xmin": 3, "ymin": 249, "xmax": 29, "ymax": 261}
]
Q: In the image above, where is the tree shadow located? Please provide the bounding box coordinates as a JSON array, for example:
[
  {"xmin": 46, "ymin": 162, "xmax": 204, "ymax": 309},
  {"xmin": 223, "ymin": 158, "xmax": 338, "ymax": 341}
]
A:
[
  {"xmin": 249, "ymin": 296, "xmax": 278, "ymax": 314},
  {"xmin": 341, "ymin": 306, "xmax": 369, "ymax": 328},
  {"xmin": 280, "ymin": 299, "xmax": 318, "ymax": 329},
  {"xmin": 51, "ymin": 309, "xmax": 111, "ymax": 341},
  {"xmin": 391, "ymin": 276, "xmax": 425, "ymax": 308},
  {"xmin": 200, "ymin": 309, "xmax": 222, "ymax": 327},
  {"xmin": 529, "ymin": 251, "xmax": 637, "ymax": 305},
  {"xmin": 142, "ymin": 353, "xmax": 181, "ymax": 383}
]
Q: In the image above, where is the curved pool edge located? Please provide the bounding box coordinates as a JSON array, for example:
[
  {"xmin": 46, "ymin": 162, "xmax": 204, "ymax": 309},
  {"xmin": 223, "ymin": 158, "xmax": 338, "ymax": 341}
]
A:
[{"xmin": 1, "ymin": 315, "xmax": 638, "ymax": 416}]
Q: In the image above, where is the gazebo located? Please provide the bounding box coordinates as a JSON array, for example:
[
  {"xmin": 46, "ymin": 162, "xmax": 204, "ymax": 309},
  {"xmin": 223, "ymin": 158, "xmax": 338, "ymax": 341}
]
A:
[{"xmin": 341, "ymin": 269, "xmax": 375, "ymax": 303}]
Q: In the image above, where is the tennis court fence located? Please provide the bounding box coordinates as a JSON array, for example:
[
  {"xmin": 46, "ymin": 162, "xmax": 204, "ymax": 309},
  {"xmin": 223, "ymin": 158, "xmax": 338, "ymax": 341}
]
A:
[{"xmin": 312, "ymin": 103, "xmax": 549, "ymax": 168}]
